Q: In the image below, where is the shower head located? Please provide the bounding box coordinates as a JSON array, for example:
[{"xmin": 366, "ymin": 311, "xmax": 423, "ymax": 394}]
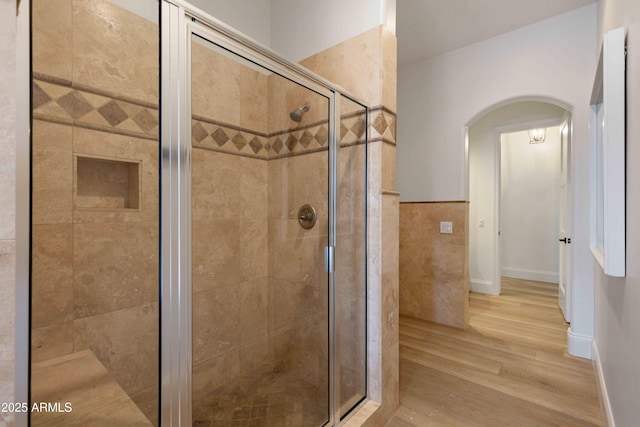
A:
[{"xmin": 289, "ymin": 102, "xmax": 311, "ymax": 123}]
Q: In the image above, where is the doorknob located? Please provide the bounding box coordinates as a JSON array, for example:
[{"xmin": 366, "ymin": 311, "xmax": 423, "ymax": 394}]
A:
[{"xmin": 559, "ymin": 237, "xmax": 571, "ymax": 244}]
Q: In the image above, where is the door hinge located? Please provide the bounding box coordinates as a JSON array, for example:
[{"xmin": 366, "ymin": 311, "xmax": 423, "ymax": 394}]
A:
[{"xmin": 325, "ymin": 246, "xmax": 335, "ymax": 273}]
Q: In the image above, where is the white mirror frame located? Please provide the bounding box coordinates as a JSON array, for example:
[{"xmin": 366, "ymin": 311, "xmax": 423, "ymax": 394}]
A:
[{"xmin": 589, "ymin": 27, "xmax": 626, "ymax": 277}]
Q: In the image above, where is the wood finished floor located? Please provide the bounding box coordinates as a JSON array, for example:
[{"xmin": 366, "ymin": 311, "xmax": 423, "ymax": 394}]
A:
[{"xmin": 387, "ymin": 277, "xmax": 604, "ymax": 427}]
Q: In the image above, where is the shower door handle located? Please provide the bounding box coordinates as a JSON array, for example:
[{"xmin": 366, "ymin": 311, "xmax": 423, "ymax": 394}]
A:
[{"xmin": 325, "ymin": 245, "xmax": 335, "ymax": 273}]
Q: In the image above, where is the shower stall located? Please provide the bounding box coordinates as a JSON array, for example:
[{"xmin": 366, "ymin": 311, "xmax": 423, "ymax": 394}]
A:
[{"xmin": 29, "ymin": 1, "xmax": 368, "ymax": 426}]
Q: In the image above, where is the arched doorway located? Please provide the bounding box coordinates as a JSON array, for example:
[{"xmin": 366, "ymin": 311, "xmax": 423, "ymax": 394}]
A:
[{"xmin": 465, "ymin": 99, "xmax": 573, "ymax": 322}]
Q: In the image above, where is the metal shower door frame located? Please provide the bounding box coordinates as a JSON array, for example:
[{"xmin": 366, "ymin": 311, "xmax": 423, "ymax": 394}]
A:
[{"xmin": 160, "ymin": 1, "xmax": 369, "ymax": 426}]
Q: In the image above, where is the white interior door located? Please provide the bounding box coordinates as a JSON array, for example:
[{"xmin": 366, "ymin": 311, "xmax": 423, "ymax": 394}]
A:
[{"xmin": 558, "ymin": 114, "xmax": 572, "ymax": 321}]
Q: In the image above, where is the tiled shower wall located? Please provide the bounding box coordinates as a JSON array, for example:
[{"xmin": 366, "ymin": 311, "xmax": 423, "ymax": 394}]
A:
[
  {"xmin": 190, "ymin": 39, "xmax": 381, "ymax": 407},
  {"xmin": 300, "ymin": 26, "xmax": 399, "ymax": 426},
  {"xmin": 190, "ymin": 40, "xmax": 334, "ymax": 398},
  {"xmin": 31, "ymin": 0, "xmax": 160, "ymax": 424}
]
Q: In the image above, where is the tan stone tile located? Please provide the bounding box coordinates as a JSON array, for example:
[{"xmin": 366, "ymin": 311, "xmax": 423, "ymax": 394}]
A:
[
  {"xmin": 368, "ymin": 141, "xmax": 382, "ymax": 219},
  {"xmin": 0, "ymin": 96, "xmax": 15, "ymax": 239},
  {"xmin": 0, "ymin": 240, "xmax": 15, "ymax": 366},
  {"xmin": 191, "ymin": 40, "xmax": 240, "ymax": 126},
  {"xmin": 130, "ymin": 386, "xmax": 158, "ymax": 426},
  {"xmin": 74, "ymin": 303, "xmax": 159, "ymax": 395},
  {"xmin": 31, "ymin": 322, "xmax": 74, "ymax": 363},
  {"xmin": 0, "ymin": 363, "xmax": 13, "ymax": 408},
  {"xmin": 240, "ymin": 157, "xmax": 268, "ymax": 219},
  {"xmin": 30, "ymin": 349, "xmax": 113, "ymax": 424},
  {"xmin": 287, "ymin": 151, "xmax": 329, "ymax": 223},
  {"xmin": 192, "ymin": 349, "xmax": 240, "ymax": 398},
  {"xmin": 399, "ymin": 202, "xmax": 469, "ymax": 328},
  {"xmin": 299, "ymin": 27, "xmax": 382, "ymax": 106},
  {"xmin": 81, "ymin": 91, "xmax": 111, "ymax": 109},
  {"xmin": 270, "ymin": 316, "xmax": 328, "ymax": 388},
  {"xmin": 240, "ymin": 219, "xmax": 268, "ymax": 281},
  {"xmin": 337, "ymin": 294, "xmax": 366, "ymax": 387},
  {"xmin": 31, "ymin": 349, "xmax": 152, "ymax": 426},
  {"xmin": 239, "ymin": 337, "xmax": 271, "ymax": 376},
  {"xmin": 381, "ymin": 28, "xmax": 398, "ymax": 114},
  {"xmin": 191, "ymin": 219, "xmax": 241, "ymax": 292},
  {"xmin": 268, "ymin": 276, "xmax": 326, "ymax": 333},
  {"xmin": 335, "ymin": 220, "xmax": 366, "ymax": 297},
  {"xmin": 268, "ymin": 219, "xmax": 327, "ymax": 289},
  {"xmin": 35, "ymin": 101, "xmax": 73, "ymax": 121},
  {"xmin": 32, "ymin": 224, "xmax": 74, "ymax": 329},
  {"xmin": 382, "ymin": 143, "xmax": 396, "ymax": 192},
  {"xmin": 382, "ymin": 270, "xmax": 399, "ymax": 348},
  {"xmin": 192, "ymin": 286, "xmax": 240, "ymax": 364},
  {"xmin": 338, "ymin": 145, "xmax": 367, "ymax": 224},
  {"xmin": 73, "ymin": 222, "xmax": 159, "ymax": 317},
  {"xmin": 239, "ymin": 65, "xmax": 268, "ymax": 133},
  {"xmin": 32, "ymin": 120, "xmax": 73, "ymax": 224},
  {"xmin": 32, "ymin": 0, "xmax": 72, "ymax": 79},
  {"xmin": 80, "ymin": 110, "xmax": 111, "ymax": 128},
  {"xmin": 36, "ymin": 80, "xmax": 73, "ymax": 100},
  {"xmin": 240, "ymin": 278, "xmax": 268, "ymax": 346},
  {"xmin": 382, "ymin": 195, "xmax": 399, "ymax": 275},
  {"xmin": 267, "ymin": 157, "xmax": 289, "ymax": 219},
  {"xmin": 72, "ymin": 0, "xmax": 159, "ymax": 104},
  {"xmin": 192, "ymin": 148, "xmax": 241, "ymax": 220}
]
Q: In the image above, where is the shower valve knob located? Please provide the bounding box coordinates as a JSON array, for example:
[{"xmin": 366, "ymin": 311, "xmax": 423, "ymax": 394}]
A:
[{"xmin": 297, "ymin": 204, "xmax": 317, "ymax": 229}]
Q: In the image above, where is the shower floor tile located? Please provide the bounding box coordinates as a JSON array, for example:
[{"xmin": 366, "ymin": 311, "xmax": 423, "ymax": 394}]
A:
[{"xmin": 193, "ymin": 371, "xmax": 327, "ymax": 427}]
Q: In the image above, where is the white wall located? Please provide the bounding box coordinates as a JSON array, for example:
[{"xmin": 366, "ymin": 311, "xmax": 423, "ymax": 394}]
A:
[
  {"xmin": 108, "ymin": 0, "xmax": 272, "ymax": 45},
  {"xmin": 109, "ymin": 0, "xmax": 396, "ymax": 64},
  {"xmin": 593, "ymin": 0, "xmax": 640, "ymax": 425},
  {"xmin": 189, "ymin": 0, "xmax": 272, "ymax": 46},
  {"xmin": 271, "ymin": 0, "xmax": 393, "ymax": 61},
  {"xmin": 501, "ymin": 129, "xmax": 560, "ymax": 283},
  {"xmin": 398, "ymin": 4, "xmax": 597, "ymax": 357},
  {"xmin": 468, "ymin": 102, "xmax": 565, "ymax": 294}
]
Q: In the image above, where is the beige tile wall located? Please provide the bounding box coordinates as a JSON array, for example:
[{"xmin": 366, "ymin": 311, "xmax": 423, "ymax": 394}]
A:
[
  {"xmin": 267, "ymin": 150, "xmax": 329, "ymax": 392},
  {"xmin": 190, "ymin": 149, "xmax": 272, "ymax": 396},
  {"xmin": 301, "ymin": 25, "xmax": 399, "ymax": 427},
  {"xmin": 0, "ymin": 1, "xmax": 17, "ymax": 425},
  {"xmin": 31, "ymin": 1, "xmax": 160, "ymax": 424},
  {"xmin": 399, "ymin": 202, "xmax": 470, "ymax": 329}
]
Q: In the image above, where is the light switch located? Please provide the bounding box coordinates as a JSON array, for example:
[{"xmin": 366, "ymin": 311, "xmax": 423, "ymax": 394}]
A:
[
  {"xmin": 478, "ymin": 219, "xmax": 485, "ymax": 228},
  {"xmin": 440, "ymin": 221, "xmax": 453, "ymax": 234}
]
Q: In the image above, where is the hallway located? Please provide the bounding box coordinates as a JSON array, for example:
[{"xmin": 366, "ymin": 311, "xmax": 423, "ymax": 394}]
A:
[{"xmin": 387, "ymin": 278, "xmax": 604, "ymax": 426}]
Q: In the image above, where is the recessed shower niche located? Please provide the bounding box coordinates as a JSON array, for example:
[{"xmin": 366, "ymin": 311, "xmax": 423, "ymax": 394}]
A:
[{"xmin": 74, "ymin": 155, "xmax": 141, "ymax": 210}]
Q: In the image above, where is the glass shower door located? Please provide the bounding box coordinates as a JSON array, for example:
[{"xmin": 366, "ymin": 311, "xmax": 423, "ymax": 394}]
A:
[
  {"xmin": 30, "ymin": 1, "xmax": 160, "ymax": 425},
  {"xmin": 189, "ymin": 32, "xmax": 331, "ymax": 426}
]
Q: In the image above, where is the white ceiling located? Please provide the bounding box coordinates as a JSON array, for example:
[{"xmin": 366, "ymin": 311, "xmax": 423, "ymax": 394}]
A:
[{"xmin": 397, "ymin": 0, "xmax": 596, "ymax": 66}]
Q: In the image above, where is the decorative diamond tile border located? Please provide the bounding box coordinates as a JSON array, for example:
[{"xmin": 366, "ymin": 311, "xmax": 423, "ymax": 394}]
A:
[
  {"xmin": 33, "ymin": 72, "xmax": 397, "ymax": 158},
  {"xmin": 369, "ymin": 107, "xmax": 396, "ymax": 146},
  {"xmin": 33, "ymin": 73, "xmax": 159, "ymax": 141},
  {"xmin": 191, "ymin": 117, "xmax": 269, "ymax": 159},
  {"xmin": 266, "ymin": 123, "xmax": 330, "ymax": 159}
]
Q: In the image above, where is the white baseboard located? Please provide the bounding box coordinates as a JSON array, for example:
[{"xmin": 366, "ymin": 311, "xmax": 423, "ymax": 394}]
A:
[
  {"xmin": 502, "ymin": 267, "xmax": 559, "ymax": 284},
  {"xmin": 592, "ymin": 340, "xmax": 615, "ymax": 427},
  {"xmin": 567, "ymin": 327, "xmax": 593, "ymax": 359},
  {"xmin": 470, "ymin": 279, "xmax": 499, "ymax": 295}
]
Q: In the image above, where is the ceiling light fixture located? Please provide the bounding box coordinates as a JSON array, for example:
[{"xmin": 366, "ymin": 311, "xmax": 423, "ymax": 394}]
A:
[{"xmin": 528, "ymin": 128, "xmax": 546, "ymax": 144}]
